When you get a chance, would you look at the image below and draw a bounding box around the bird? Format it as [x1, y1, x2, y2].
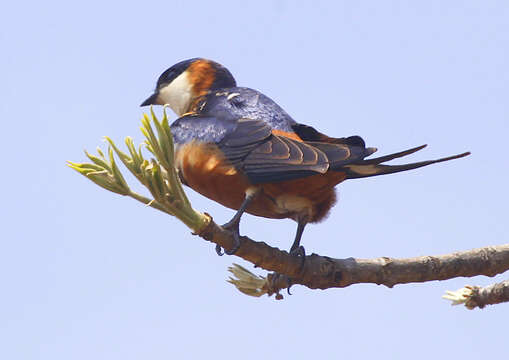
[141, 58, 470, 262]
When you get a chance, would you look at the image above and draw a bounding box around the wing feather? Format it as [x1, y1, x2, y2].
[172, 115, 375, 185]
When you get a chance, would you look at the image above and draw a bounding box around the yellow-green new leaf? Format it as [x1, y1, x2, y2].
[85, 150, 111, 171]
[67, 161, 105, 173]
[108, 147, 129, 191]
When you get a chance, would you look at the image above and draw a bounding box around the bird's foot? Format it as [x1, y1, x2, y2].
[289, 245, 306, 271]
[215, 219, 241, 256]
[268, 272, 292, 299]
[266, 246, 306, 298]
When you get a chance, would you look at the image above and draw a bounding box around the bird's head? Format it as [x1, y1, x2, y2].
[141, 58, 236, 115]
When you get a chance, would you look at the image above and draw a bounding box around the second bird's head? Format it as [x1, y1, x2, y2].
[141, 58, 236, 115]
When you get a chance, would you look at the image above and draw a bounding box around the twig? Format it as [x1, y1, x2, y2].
[443, 280, 509, 309]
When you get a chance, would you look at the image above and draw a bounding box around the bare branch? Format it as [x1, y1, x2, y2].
[199, 217, 509, 297]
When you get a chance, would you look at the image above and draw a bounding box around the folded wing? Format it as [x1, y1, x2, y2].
[172, 116, 469, 185]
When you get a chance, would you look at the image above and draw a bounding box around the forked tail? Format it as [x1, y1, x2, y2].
[339, 144, 470, 179]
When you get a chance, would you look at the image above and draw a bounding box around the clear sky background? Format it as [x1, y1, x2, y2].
[2, 1, 508, 359]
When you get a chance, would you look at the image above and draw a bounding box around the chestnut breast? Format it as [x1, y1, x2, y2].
[175, 141, 346, 222]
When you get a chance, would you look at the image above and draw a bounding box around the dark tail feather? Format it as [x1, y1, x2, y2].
[343, 147, 470, 179]
[361, 144, 427, 165]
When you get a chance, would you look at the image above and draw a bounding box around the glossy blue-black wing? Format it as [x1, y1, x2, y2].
[171, 115, 330, 184]
[171, 114, 239, 144]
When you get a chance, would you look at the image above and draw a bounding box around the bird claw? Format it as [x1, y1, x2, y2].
[287, 279, 294, 295]
[289, 245, 306, 271]
[215, 220, 241, 256]
[265, 245, 304, 298]
[269, 272, 294, 298]
[215, 244, 224, 256]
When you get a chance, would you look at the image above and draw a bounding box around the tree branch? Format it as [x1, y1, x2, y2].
[199, 217, 509, 298]
[69, 109, 509, 305]
[443, 280, 509, 309]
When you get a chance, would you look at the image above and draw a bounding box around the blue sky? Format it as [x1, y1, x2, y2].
[2, 1, 508, 359]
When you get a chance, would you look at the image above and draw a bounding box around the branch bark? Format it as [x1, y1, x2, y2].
[462, 280, 509, 309]
[198, 217, 509, 297]
[442, 280, 509, 309]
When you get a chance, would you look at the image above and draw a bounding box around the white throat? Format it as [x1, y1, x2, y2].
[158, 71, 193, 116]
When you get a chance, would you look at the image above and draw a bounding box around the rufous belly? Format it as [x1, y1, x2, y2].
[175, 141, 346, 223]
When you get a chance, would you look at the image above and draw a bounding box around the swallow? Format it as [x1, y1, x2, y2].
[141, 58, 470, 262]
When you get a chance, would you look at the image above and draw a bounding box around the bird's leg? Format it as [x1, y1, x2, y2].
[289, 220, 307, 269]
[271, 220, 307, 296]
[216, 188, 259, 256]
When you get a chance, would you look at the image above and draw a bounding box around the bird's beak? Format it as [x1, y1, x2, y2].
[140, 92, 160, 107]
